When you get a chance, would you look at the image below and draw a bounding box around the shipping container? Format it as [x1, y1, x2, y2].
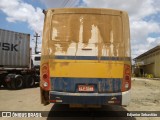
[0, 28, 30, 68]
[0, 28, 39, 90]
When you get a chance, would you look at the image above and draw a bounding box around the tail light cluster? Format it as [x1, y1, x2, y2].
[41, 63, 50, 91]
[122, 64, 131, 92]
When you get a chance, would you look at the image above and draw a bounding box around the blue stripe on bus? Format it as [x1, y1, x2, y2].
[54, 55, 130, 61]
[50, 77, 122, 93]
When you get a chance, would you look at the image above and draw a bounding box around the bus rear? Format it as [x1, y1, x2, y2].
[40, 8, 131, 106]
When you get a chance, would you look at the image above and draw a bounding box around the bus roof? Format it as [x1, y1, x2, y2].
[44, 8, 128, 16]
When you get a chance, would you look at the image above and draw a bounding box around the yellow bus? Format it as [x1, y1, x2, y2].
[40, 8, 131, 106]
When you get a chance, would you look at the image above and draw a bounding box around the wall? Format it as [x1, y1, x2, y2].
[135, 50, 160, 77]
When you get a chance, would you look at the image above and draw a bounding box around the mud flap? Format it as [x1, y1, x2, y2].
[40, 88, 50, 105]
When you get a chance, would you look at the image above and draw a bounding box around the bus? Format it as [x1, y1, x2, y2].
[40, 8, 131, 106]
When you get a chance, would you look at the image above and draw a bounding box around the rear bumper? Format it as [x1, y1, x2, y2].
[49, 90, 131, 106]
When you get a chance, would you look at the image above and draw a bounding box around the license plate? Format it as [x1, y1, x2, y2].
[78, 85, 94, 92]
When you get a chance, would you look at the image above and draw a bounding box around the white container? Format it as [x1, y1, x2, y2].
[0, 29, 30, 68]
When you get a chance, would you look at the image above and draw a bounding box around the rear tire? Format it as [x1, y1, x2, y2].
[5, 74, 15, 89]
[0, 75, 7, 88]
[11, 75, 24, 89]
[15, 75, 24, 89]
[24, 75, 35, 88]
[0, 81, 2, 88]
[2, 81, 7, 88]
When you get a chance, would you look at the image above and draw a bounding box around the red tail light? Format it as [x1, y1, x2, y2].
[122, 64, 131, 92]
[41, 63, 50, 91]
[43, 74, 48, 79]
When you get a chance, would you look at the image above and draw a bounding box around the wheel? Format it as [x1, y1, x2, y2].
[15, 75, 24, 89]
[4, 74, 24, 90]
[5, 74, 15, 89]
[0, 74, 7, 88]
[35, 74, 40, 82]
[11, 75, 24, 89]
[0, 81, 2, 88]
[24, 75, 35, 88]
[2, 81, 7, 88]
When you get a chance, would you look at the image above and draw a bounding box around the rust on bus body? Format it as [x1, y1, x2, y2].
[41, 8, 130, 59]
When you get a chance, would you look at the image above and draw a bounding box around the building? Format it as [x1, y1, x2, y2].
[134, 45, 160, 77]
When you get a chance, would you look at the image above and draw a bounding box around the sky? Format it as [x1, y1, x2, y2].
[0, 0, 160, 60]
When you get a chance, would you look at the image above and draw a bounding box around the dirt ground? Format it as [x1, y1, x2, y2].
[128, 78, 160, 111]
[0, 78, 159, 120]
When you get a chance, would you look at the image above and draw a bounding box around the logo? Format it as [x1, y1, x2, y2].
[1, 112, 42, 118]
[0, 42, 18, 52]
[2, 112, 11, 117]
